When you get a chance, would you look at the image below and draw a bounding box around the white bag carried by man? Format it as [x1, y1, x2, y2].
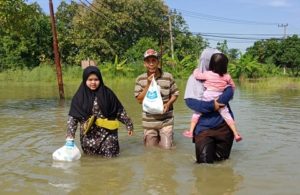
[52, 138, 81, 162]
[142, 77, 164, 114]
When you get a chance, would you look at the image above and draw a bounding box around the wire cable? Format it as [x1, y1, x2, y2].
[173, 8, 279, 26]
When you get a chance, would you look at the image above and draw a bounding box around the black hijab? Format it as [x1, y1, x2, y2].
[69, 66, 123, 120]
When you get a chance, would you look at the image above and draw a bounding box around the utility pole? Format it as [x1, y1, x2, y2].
[49, 0, 65, 99]
[278, 23, 288, 74]
[159, 26, 164, 70]
[278, 23, 288, 39]
[168, 15, 174, 59]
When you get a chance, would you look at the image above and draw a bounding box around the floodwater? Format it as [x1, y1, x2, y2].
[0, 79, 299, 195]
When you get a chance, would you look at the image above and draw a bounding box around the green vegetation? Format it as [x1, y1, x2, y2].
[0, 0, 299, 80]
[238, 77, 300, 91]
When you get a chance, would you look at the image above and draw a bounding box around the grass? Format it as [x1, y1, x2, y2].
[238, 77, 300, 90]
[1, 65, 299, 91]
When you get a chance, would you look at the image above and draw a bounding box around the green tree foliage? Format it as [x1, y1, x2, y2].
[56, 1, 80, 66]
[163, 54, 196, 79]
[0, 0, 52, 70]
[246, 35, 300, 77]
[274, 35, 300, 77]
[246, 38, 281, 64]
[228, 48, 241, 60]
[216, 40, 241, 60]
[100, 55, 134, 77]
[216, 40, 229, 54]
[123, 37, 159, 64]
[54, 1, 207, 71]
[170, 10, 208, 63]
[65, 0, 169, 63]
[229, 54, 281, 79]
[0, 0, 290, 80]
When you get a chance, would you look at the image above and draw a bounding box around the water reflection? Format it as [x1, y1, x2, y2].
[73, 157, 134, 194]
[0, 81, 299, 194]
[191, 163, 243, 195]
[49, 161, 81, 193]
[139, 149, 177, 194]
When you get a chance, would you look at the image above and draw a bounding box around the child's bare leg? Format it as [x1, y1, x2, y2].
[219, 106, 242, 142]
[183, 113, 200, 138]
[189, 121, 197, 133]
[183, 121, 196, 138]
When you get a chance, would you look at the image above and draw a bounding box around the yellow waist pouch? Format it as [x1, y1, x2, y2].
[95, 118, 119, 130]
[83, 115, 96, 135]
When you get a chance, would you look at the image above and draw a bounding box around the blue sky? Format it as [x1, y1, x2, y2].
[29, 0, 300, 52]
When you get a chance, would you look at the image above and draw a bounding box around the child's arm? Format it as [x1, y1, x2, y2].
[193, 69, 207, 80]
[185, 86, 234, 114]
[227, 75, 235, 90]
[218, 86, 234, 104]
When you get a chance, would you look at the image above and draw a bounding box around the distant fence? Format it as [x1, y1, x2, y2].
[81, 59, 97, 69]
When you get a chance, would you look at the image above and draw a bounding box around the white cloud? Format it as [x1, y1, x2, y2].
[235, 0, 291, 7]
[268, 0, 290, 7]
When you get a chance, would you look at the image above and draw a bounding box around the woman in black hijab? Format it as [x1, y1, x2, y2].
[66, 66, 134, 157]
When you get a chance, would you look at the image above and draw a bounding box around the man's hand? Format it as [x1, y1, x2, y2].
[163, 102, 170, 113]
[147, 74, 155, 85]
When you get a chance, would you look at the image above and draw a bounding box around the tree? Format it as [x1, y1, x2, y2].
[123, 37, 159, 63]
[245, 35, 300, 77]
[245, 38, 281, 64]
[228, 48, 240, 60]
[275, 35, 300, 77]
[68, 0, 169, 63]
[56, 1, 80, 66]
[169, 10, 208, 63]
[0, 0, 52, 70]
[216, 40, 228, 54]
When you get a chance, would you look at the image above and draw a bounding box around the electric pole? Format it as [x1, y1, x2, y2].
[168, 15, 174, 59]
[278, 23, 288, 74]
[159, 26, 164, 70]
[49, 0, 65, 99]
[278, 23, 288, 39]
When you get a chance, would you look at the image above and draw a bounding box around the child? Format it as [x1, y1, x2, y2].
[183, 53, 242, 142]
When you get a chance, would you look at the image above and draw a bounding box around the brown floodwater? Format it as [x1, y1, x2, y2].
[0, 79, 299, 194]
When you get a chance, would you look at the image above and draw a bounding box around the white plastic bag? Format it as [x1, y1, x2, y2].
[52, 138, 81, 162]
[142, 77, 164, 114]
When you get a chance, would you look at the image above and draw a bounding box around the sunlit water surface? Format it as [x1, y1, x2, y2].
[0, 80, 299, 194]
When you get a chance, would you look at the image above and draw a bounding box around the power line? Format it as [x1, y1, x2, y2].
[204, 38, 256, 44]
[81, 0, 114, 24]
[173, 8, 279, 26]
[193, 32, 292, 36]
[190, 31, 283, 40]
[65, 33, 282, 42]
[199, 34, 282, 40]
[78, 0, 114, 25]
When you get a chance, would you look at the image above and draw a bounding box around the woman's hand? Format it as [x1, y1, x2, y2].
[214, 99, 225, 111]
[128, 130, 133, 136]
[66, 135, 74, 140]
